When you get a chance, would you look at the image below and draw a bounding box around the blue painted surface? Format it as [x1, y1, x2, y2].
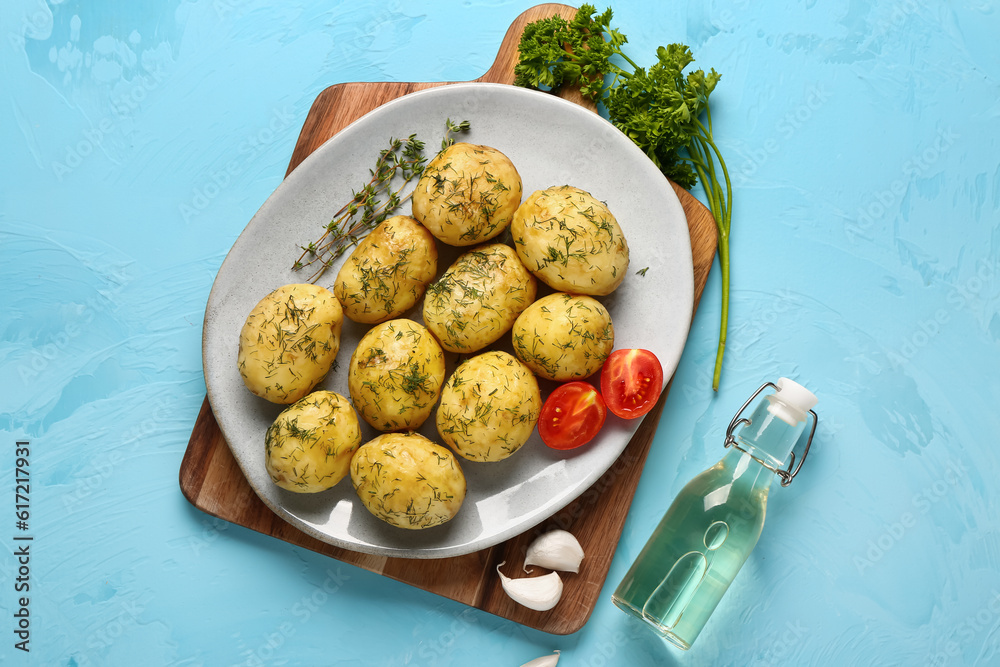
[1, 0, 998, 664]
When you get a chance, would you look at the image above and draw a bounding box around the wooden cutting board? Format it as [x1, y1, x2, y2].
[180, 3, 718, 635]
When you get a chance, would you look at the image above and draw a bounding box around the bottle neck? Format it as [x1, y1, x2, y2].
[735, 398, 809, 471]
[700, 447, 777, 515]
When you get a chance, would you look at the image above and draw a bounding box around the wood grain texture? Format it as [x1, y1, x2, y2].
[179, 3, 718, 635]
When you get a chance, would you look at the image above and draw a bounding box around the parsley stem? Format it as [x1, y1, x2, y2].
[695, 119, 733, 233]
[616, 53, 643, 74]
[691, 119, 733, 391]
[714, 229, 731, 389]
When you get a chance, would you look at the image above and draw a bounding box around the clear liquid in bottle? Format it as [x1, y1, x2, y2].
[612, 379, 817, 650]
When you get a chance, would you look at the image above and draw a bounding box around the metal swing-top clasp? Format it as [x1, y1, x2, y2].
[723, 382, 819, 487]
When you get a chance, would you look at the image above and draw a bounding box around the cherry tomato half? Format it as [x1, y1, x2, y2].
[600, 349, 664, 419]
[538, 381, 607, 450]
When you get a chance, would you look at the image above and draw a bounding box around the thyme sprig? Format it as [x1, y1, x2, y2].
[293, 119, 470, 283]
[442, 118, 471, 150]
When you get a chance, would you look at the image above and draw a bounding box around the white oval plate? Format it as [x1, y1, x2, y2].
[202, 83, 694, 558]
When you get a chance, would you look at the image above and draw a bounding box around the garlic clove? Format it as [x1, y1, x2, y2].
[497, 561, 563, 611]
[519, 650, 560, 667]
[524, 529, 585, 574]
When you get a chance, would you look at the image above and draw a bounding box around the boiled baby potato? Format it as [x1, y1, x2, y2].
[511, 292, 615, 381]
[423, 243, 537, 353]
[436, 351, 541, 462]
[334, 215, 438, 324]
[347, 319, 446, 431]
[264, 390, 362, 493]
[411, 143, 522, 246]
[238, 283, 343, 404]
[511, 185, 630, 296]
[350, 432, 466, 530]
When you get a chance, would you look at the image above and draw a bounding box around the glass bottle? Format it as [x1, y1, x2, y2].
[611, 378, 819, 650]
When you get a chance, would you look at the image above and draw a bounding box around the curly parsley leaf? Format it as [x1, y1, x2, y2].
[513, 4, 626, 100]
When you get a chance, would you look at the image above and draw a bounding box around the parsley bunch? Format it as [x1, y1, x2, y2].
[515, 5, 733, 391]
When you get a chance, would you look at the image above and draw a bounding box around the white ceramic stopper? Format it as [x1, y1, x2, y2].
[767, 377, 818, 426]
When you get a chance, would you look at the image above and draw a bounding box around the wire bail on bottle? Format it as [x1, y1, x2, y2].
[723, 382, 819, 487]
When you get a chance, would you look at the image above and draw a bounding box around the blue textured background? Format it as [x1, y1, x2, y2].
[2, 0, 999, 665]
